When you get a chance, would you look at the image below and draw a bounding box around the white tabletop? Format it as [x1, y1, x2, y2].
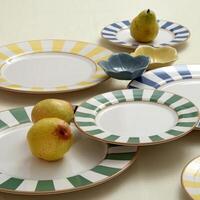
[0, 0, 199, 199]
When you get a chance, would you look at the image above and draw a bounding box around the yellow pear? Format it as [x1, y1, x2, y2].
[27, 118, 73, 161]
[31, 99, 74, 123]
[130, 9, 159, 42]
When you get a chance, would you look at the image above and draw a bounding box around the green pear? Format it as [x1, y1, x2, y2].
[27, 118, 73, 161]
[31, 99, 74, 123]
[130, 9, 159, 42]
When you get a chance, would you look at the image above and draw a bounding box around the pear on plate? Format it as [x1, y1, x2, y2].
[27, 118, 73, 161]
[130, 9, 159, 43]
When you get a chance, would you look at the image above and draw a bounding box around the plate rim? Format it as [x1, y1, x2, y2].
[0, 105, 138, 195]
[181, 155, 200, 200]
[74, 89, 199, 146]
[101, 19, 190, 49]
[0, 39, 112, 94]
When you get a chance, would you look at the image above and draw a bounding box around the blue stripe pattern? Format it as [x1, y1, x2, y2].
[103, 27, 118, 33]
[176, 65, 192, 79]
[161, 21, 173, 29]
[110, 23, 122, 29]
[169, 25, 183, 32]
[101, 20, 189, 47]
[128, 65, 194, 90]
[154, 70, 174, 83]
[134, 76, 160, 88]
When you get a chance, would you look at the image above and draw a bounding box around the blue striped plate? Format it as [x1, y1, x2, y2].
[128, 65, 200, 129]
[101, 20, 190, 49]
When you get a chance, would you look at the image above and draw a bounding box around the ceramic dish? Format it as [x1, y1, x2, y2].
[0, 39, 112, 94]
[128, 65, 200, 129]
[98, 53, 149, 80]
[182, 156, 200, 200]
[101, 20, 190, 49]
[74, 89, 198, 146]
[0, 106, 138, 195]
[131, 45, 177, 67]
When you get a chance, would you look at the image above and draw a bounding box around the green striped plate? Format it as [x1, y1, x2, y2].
[75, 89, 199, 146]
[0, 106, 138, 195]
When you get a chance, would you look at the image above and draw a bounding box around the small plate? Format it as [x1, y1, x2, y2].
[75, 89, 198, 146]
[0, 40, 112, 94]
[182, 156, 200, 200]
[0, 106, 138, 195]
[128, 65, 200, 129]
[131, 45, 177, 67]
[101, 20, 190, 49]
[98, 53, 149, 80]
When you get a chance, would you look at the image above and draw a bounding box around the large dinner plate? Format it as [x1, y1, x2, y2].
[101, 20, 190, 49]
[75, 89, 198, 146]
[182, 156, 200, 200]
[0, 106, 138, 195]
[128, 65, 200, 129]
[0, 40, 112, 93]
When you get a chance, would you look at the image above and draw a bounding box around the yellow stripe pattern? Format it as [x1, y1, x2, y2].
[52, 40, 65, 51]
[85, 47, 105, 58]
[70, 41, 87, 54]
[0, 53, 9, 60]
[7, 44, 24, 54]
[28, 40, 43, 52]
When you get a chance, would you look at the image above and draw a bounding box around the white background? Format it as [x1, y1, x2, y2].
[0, 0, 199, 199]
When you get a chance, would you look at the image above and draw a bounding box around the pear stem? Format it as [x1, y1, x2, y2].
[147, 9, 150, 13]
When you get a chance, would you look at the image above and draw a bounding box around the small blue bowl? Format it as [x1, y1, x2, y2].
[98, 53, 150, 80]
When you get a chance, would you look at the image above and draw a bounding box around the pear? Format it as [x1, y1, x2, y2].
[130, 9, 159, 42]
[31, 99, 74, 123]
[27, 118, 73, 161]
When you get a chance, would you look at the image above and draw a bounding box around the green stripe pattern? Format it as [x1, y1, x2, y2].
[75, 89, 199, 145]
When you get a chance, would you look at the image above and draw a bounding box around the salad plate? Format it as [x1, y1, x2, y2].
[75, 89, 198, 146]
[182, 156, 200, 200]
[101, 20, 190, 49]
[0, 106, 138, 195]
[128, 65, 200, 129]
[0, 39, 112, 94]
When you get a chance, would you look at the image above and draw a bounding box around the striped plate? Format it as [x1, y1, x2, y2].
[75, 89, 198, 146]
[128, 65, 200, 129]
[101, 20, 190, 49]
[0, 39, 112, 94]
[182, 156, 200, 200]
[0, 106, 138, 195]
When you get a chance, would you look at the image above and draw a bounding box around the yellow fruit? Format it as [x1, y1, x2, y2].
[130, 9, 159, 42]
[31, 99, 74, 123]
[27, 118, 73, 161]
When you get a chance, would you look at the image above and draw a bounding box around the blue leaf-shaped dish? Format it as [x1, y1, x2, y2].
[98, 53, 150, 80]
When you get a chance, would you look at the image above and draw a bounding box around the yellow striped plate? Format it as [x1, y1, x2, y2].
[0, 40, 112, 94]
[182, 156, 200, 199]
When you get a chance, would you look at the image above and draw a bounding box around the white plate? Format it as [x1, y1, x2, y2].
[0, 106, 138, 195]
[75, 89, 198, 146]
[101, 20, 190, 49]
[0, 40, 112, 93]
[129, 65, 200, 129]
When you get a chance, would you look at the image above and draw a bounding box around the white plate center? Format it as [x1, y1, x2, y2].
[1, 52, 96, 88]
[159, 79, 200, 109]
[0, 124, 107, 179]
[116, 28, 174, 46]
[96, 102, 178, 137]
